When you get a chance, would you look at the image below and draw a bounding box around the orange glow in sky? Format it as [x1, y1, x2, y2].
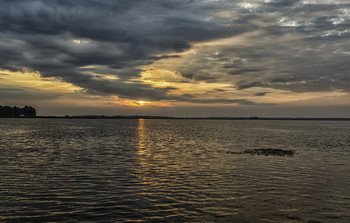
[1, 0, 350, 117]
[118, 100, 154, 107]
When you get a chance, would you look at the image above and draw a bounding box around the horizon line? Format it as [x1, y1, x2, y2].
[29, 115, 350, 120]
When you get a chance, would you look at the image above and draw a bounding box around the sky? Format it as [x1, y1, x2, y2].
[1, 0, 350, 117]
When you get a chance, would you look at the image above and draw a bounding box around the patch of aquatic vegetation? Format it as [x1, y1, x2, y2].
[241, 148, 296, 156]
[202, 148, 297, 157]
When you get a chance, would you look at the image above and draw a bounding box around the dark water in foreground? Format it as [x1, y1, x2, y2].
[0, 119, 349, 222]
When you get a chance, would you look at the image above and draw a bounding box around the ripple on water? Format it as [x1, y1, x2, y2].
[0, 119, 349, 222]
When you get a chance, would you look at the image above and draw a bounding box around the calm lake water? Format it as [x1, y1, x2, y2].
[0, 118, 349, 222]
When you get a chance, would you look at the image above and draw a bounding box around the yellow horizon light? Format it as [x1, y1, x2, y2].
[0, 68, 83, 93]
[115, 99, 155, 107]
[137, 100, 148, 105]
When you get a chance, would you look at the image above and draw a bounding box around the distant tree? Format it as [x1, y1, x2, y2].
[13, 106, 22, 117]
[22, 106, 36, 117]
[0, 106, 13, 118]
[0, 105, 36, 118]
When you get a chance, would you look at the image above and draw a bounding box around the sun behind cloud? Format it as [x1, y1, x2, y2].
[136, 101, 149, 106]
[116, 99, 155, 107]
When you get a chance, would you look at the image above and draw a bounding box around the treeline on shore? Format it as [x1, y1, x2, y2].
[0, 105, 36, 118]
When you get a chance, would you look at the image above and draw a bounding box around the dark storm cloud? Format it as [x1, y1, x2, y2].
[236, 81, 262, 90]
[0, 0, 237, 101]
[255, 92, 268, 96]
[228, 68, 266, 76]
[198, 0, 350, 93]
[179, 98, 275, 106]
[0, 0, 350, 103]
[180, 72, 219, 82]
[265, 0, 300, 7]
[82, 79, 178, 101]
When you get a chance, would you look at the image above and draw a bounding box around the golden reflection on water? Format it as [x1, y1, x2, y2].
[137, 118, 147, 151]
[135, 119, 179, 204]
[133, 119, 245, 220]
[136, 118, 159, 192]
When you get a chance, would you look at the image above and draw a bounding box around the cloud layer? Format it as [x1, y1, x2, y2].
[0, 0, 349, 107]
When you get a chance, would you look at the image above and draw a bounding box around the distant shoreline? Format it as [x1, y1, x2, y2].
[7, 115, 350, 121]
[2, 105, 349, 120]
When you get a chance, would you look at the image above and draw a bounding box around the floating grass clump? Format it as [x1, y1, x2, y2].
[242, 148, 296, 156]
[201, 148, 297, 156]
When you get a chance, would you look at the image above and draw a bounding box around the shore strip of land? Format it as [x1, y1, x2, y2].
[31, 115, 350, 121]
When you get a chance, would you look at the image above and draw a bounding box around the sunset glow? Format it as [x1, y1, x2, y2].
[1, 2, 349, 222]
[0, 69, 83, 94]
[0, 0, 349, 117]
[115, 99, 162, 107]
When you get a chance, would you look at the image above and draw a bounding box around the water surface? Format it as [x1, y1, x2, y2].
[1, 119, 349, 222]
